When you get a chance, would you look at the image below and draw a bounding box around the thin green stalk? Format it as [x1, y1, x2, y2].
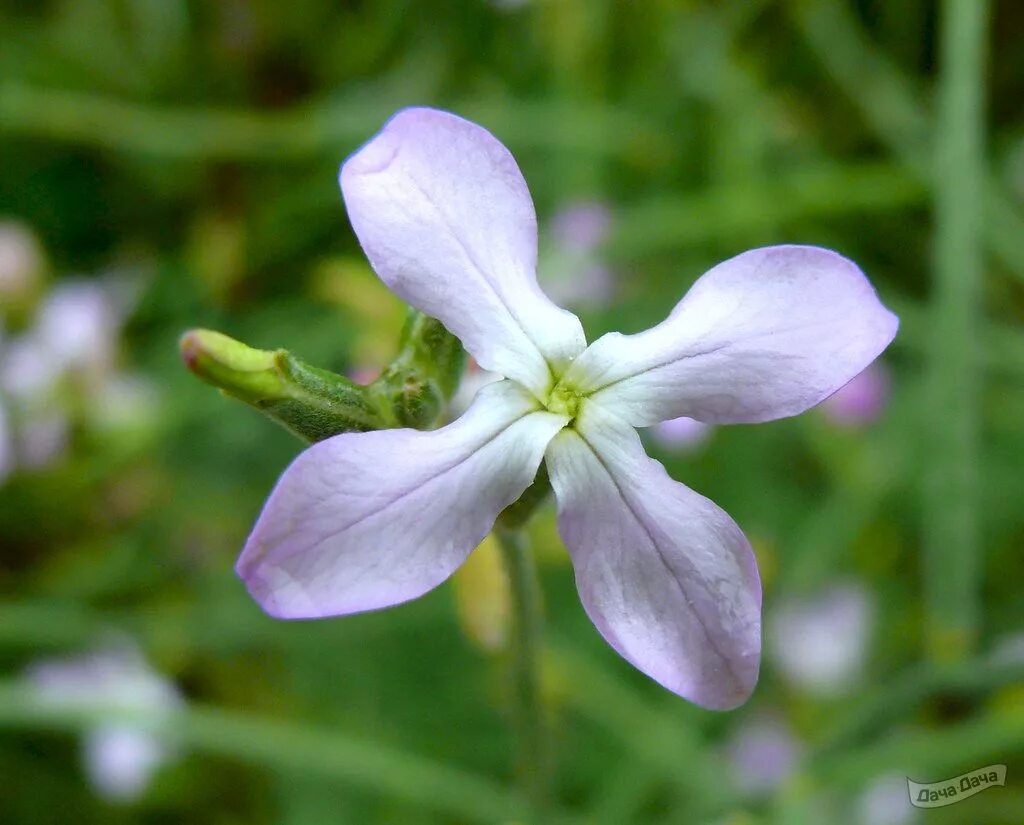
[495, 527, 551, 822]
[924, 0, 990, 661]
[0, 81, 659, 161]
[790, 0, 1024, 285]
[0, 683, 526, 823]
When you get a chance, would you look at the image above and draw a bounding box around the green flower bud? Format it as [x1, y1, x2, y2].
[370, 365, 443, 430]
[396, 310, 466, 402]
[180, 329, 386, 443]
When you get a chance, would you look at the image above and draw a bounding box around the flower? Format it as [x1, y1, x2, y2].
[726, 715, 803, 793]
[237, 108, 898, 709]
[768, 581, 873, 696]
[0, 274, 141, 474]
[651, 415, 713, 452]
[857, 774, 918, 825]
[820, 362, 891, 427]
[26, 643, 182, 801]
[539, 201, 616, 311]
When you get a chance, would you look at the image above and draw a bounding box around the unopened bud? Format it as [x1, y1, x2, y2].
[179, 329, 387, 442]
[452, 534, 510, 653]
[180, 329, 283, 403]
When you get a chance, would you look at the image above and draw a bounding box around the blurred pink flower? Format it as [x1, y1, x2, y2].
[651, 415, 713, 451]
[726, 715, 803, 793]
[539, 201, 616, 311]
[237, 108, 898, 709]
[550, 202, 613, 252]
[821, 363, 891, 427]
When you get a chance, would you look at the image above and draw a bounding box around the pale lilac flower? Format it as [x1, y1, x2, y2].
[237, 108, 898, 709]
[820, 362, 891, 427]
[726, 715, 803, 793]
[651, 415, 713, 452]
[347, 365, 381, 386]
[769, 582, 872, 697]
[551, 202, 613, 252]
[540, 201, 616, 311]
[34, 279, 124, 378]
[857, 774, 919, 825]
[27, 644, 182, 802]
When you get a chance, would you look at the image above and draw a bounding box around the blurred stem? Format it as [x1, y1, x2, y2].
[497, 465, 553, 530]
[790, 1, 1024, 285]
[924, 0, 989, 660]
[0, 81, 656, 161]
[0, 683, 527, 823]
[495, 527, 551, 822]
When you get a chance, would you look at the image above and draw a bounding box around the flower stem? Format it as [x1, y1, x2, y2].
[924, 0, 990, 661]
[495, 527, 550, 822]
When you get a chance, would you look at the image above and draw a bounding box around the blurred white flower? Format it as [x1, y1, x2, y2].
[34, 279, 127, 378]
[0, 221, 44, 303]
[27, 643, 183, 802]
[990, 631, 1024, 665]
[769, 582, 873, 696]
[857, 774, 918, 825]
[0, 272, 145, 473]
[651, 415, 713, 452]
[726, 715, 803, 793]
[0, 335, 65, 403]
[539, 201, 616, 311]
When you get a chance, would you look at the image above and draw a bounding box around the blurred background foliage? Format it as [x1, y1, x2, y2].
[1, 0, 1023, 823]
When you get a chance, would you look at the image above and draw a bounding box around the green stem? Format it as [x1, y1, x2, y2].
[924, 0, 990, 661]
[0, 683, 526, 823]
[495, 527, 550, 822]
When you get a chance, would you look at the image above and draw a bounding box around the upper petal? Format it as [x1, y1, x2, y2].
[545, 403, 761, 709]
[340, 107, 586, 398]
[562, 246, 898, 425]
[238, 380, 568, 619]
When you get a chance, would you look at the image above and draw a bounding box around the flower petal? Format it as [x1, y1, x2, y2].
[340, 107, 586, 397]
[238, 380, 568, 619]
[563, 246, 898, 425]
[545, 403, 761, 709]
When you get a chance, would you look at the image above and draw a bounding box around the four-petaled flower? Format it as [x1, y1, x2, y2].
[238, 108, 898, 710]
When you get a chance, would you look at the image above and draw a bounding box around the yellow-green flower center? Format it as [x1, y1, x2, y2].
[546, 381, 584, 420]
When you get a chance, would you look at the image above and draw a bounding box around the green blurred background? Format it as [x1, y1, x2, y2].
[1, 0, 1023, 823]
